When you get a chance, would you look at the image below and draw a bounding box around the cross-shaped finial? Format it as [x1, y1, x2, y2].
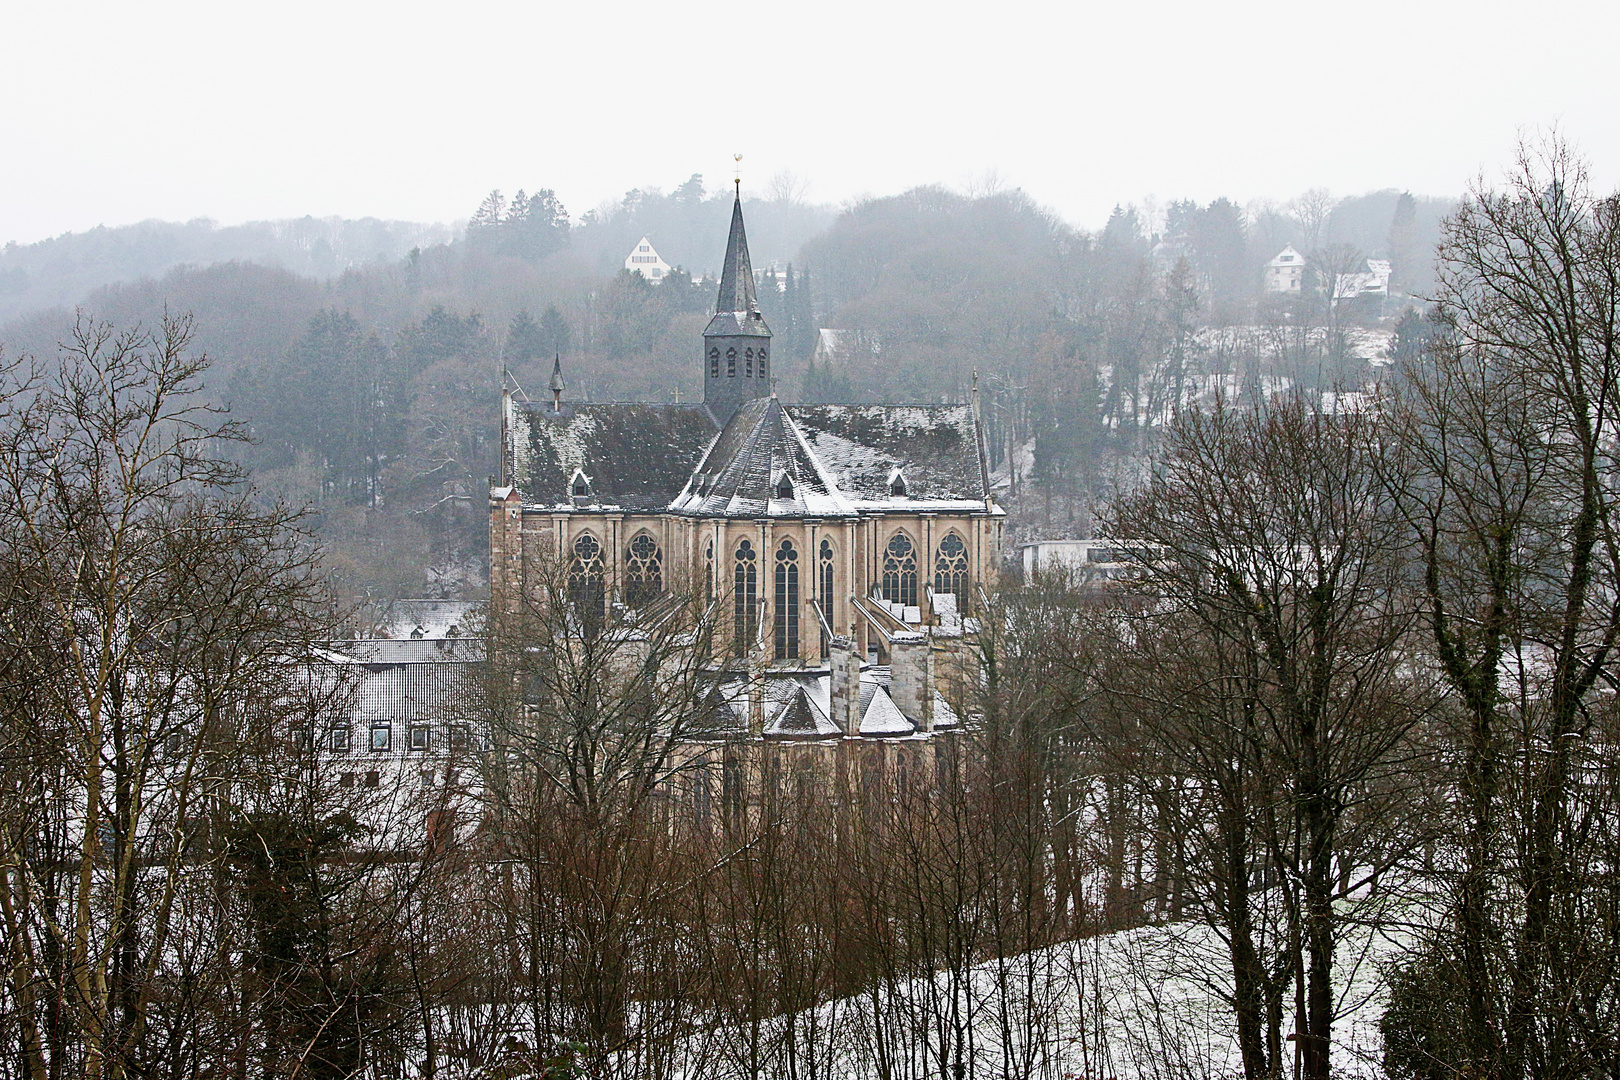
[734, 153, 743, 191]
[770, 374, 779, 399]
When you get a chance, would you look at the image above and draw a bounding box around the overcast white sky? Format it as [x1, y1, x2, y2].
[3, 0, 1616, 245]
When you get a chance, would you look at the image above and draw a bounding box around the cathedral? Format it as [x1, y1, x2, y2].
[490, 187, 1003, 746]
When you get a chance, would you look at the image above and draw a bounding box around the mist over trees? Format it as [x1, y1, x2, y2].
[0, 168, 1450, 610]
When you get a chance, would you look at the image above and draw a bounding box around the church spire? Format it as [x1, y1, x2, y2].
[714, 185, 760, 317]
[703, 180, 772, 422]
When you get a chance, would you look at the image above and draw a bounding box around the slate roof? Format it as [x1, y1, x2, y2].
[705, 192, 770, 339]
[510, 401, 720, 511]
[324, 639, 483, 728]
[507, 395, 996, 518]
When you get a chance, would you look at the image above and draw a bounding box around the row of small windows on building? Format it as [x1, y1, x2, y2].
[316, 723, 475, 754]
[708, 345, 769, 380]
[630, 254, 659, 263]
[567, 528, 970, 659]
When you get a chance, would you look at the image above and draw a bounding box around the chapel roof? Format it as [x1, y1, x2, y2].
[509, 401, 720, 512]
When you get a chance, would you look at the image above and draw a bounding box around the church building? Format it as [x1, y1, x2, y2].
[490, 188, 1003, 744]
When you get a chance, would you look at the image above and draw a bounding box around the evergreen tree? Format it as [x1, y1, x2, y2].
[506, 308, 546, 362]
[538, 303, 572, 356]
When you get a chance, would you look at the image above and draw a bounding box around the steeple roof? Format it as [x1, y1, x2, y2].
[715, 189, 759, 316]
[549, 353, 565, 393]
[705, 190, 771, 340]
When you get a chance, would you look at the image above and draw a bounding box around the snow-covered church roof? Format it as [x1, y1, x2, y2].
[506, 394, 996, 517]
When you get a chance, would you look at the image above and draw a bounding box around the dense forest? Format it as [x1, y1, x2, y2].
[0, 173, 1450, 625]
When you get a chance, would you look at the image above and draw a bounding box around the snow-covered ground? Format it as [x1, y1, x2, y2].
[656, 894, 1411, 1080]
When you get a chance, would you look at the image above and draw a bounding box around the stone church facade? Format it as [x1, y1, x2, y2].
[490, 190, 1003, 748]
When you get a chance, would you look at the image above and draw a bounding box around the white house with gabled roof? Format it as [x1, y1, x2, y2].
[1265, 245, 1307, 293]
[624, 236, 671, 282]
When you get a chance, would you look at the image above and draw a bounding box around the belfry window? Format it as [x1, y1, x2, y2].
[934, 532, 969, 603]
[569, 532, 606, 624]
[774, 539, 800, 661]
[709, 346, 720, 378]
[882, 532, 918, 608]
[727, 347, 737, 377]
[734, 539, 758, 653]
[758, 345, 769, 380]
[745, 348, 754, 378]
[625, 533, 663, 607]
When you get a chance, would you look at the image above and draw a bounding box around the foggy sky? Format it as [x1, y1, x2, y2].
[4, 0, 1616, 245]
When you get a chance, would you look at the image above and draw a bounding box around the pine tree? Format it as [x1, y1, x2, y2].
[538, 304, 572, 356]
[470, 190, 505, 231]
[506, 309, 546, 362]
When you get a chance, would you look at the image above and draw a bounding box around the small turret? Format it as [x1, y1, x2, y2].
[549, 353, 566, 412]
[703, 183, 772, 422]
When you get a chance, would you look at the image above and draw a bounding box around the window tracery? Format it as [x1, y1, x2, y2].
[733, 539, 758, 652]
[625, 532, 663, 607]
[934, 532, 969, 602]
[569, 532, 605, 622]
[882, 532, 918, 608]
[819, 538, 835, 657]
[774, 539, 799, 660]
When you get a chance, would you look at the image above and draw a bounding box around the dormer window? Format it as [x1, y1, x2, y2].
[775, 472, 794, 499]
[888, 468, 908, 497]
[570, 470, 592, 499]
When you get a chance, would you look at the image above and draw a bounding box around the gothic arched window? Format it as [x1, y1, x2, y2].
[819, 538, 835, 658]
[882, 532, 918, 608]
[709, 346, 720, 378]
[774, 539, 799, 660]
[758, 345, 769, 380]
[705, 539, 715, 601]
[934, 532, 969, 603]
[733, 539, 758, 653]
[625, 532, 663, 607]
[745, 347, 754, 379]
[726, 347, 737, 377]
[569, 532, 605, 624]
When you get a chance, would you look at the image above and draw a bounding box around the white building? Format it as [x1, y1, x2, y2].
[1332, 258, 1392, 302]
[1265, 245, 1306, 293]
[624, 236, 671, 282]
[1018, 540, 1150, 584]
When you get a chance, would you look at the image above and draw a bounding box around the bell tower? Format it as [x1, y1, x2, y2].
[703, 182, 772, 422]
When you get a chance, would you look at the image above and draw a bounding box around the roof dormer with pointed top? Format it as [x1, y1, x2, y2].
[703, 187, 772, 423]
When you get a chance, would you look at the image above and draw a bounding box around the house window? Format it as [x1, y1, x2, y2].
[330, 726, 351, 754]
[709, 346, 720, 378]
[340, 772, 355, 789]
[734, 539, 758, 653]
[934, 532, 969, 604]
[726, 347, 737, 377]
[774, 539, 799, 660]
[569, 532, 606, 623]
[882, 533, 918, 608]
[449, 726, 471, 751]
[410, 726, 430, 752]
[364, 770, 380, 788]
[745, 347, 754, 378]
[625, 532, 663, 606]
[370, 726, 391, 752]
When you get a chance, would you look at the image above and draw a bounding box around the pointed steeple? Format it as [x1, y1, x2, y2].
[549, 353, 565, 412]
[715, 186, 760, 317]
[703, 182, 772, 422]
